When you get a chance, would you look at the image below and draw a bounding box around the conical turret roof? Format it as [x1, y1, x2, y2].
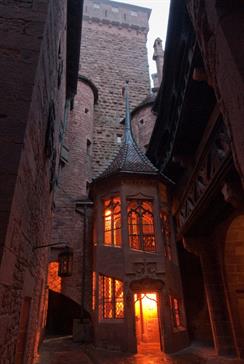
[94, 82, 170, 183]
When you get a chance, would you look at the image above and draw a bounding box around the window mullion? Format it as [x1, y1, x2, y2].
[102, 276, 105, 319]
[111, 209, 114, 246]
[113, 279, 115, 318]
[139, 207, 143, 250]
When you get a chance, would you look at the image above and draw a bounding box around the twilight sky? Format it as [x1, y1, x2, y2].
[112, 0, 171, 79]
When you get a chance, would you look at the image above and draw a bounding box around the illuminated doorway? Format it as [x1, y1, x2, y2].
[134, 293, 161, 352]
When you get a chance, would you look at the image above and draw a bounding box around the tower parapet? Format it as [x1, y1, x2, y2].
[83, 0, 151, 33]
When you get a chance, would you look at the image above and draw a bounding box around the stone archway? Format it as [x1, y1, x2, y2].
[225, 215, 244, 358]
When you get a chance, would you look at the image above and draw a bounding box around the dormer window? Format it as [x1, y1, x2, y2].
[127, 200, 155, 252]
[104, 197, 121, 247]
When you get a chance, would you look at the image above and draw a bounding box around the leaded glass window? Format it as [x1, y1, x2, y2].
[92, 272, 96, 310]
[169, 295, 185, 330]
[98, 275, 124, 320]
[104, 197, 121, 247]
[127, 200, 155, 252]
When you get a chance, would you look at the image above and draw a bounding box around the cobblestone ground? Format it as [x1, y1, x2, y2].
[35, 337, 174, 364]
[34, 336, 93, 364]
[36, 336, 243, 364]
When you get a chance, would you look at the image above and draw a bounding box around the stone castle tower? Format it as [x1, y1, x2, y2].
[48, 0, 158, 329]
[80, 0, 152, 178]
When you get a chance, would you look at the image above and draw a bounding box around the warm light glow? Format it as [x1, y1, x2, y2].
[104, 197, 121, 246]
[134, 292, 160, 348]
[105, 209, 111, 217]
[47, 262, 61, 293]
[127, 200, 155, 251]
[92, 272, 96, 310]
[99, 275, 124, 320]
[135, 293, 158, 318]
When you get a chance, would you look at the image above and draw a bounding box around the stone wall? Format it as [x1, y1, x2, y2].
[51, 79, 96, 305]
[50, 0, 154, 313]
[80, 0, 151, 177]
[0, 0, 68, 362]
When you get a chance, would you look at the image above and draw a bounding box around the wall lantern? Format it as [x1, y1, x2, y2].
[34, 242, 73, 277]
[58, 246, 73, 277]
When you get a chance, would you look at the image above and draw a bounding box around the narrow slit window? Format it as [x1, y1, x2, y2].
[169, 295, 185, 330]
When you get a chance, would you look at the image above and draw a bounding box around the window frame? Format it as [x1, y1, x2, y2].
[103, 196, 121, 247]
[127, 199, 156, 252]
[169, 295, 185, 331]
[99, 275, 124, 321]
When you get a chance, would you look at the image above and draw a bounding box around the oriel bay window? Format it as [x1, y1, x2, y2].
[127, 200, 156, 252]
[104, 196, 121, 246]
[99, 275, 124, 320]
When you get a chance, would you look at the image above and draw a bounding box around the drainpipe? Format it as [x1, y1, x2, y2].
[75, 200, 93, 319]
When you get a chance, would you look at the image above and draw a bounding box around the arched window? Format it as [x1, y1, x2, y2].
[104, 197, 121, 247]
[127, 200, 155, 252]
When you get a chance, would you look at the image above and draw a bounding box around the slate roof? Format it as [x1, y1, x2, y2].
[94, 82, 171, 183]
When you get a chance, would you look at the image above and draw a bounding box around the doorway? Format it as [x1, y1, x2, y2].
[134, 292, 161, 352]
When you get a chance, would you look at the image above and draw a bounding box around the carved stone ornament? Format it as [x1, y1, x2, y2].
[130, 277, 164, 292]
[133, 262, 157, 276]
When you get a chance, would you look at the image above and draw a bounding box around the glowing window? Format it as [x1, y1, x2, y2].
[99, 275, 124, 320]
[169, 295, 184, 330]
[48, 262, 61, 293]
[104, 197, 121, 247]
[127, 200, 155, 252]
[160, 211, 172, 260]
[92, 272, 96, 310]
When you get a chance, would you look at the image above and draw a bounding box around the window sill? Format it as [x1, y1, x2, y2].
[103, 244, 122, 248]
[130, 248, 157, 254]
